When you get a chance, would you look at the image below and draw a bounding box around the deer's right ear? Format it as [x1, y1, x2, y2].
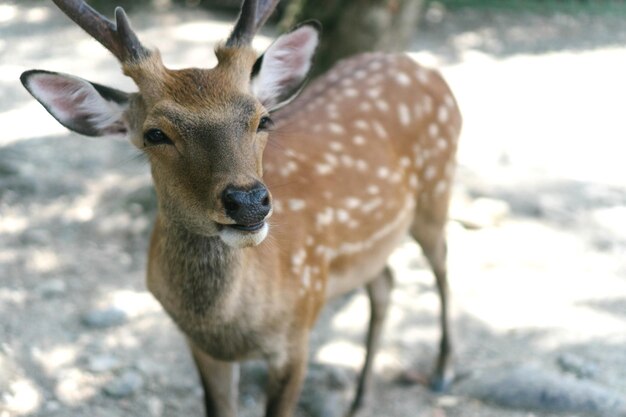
[20, 70, 130, 138]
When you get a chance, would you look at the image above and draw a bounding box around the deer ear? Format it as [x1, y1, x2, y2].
[251, 21, 320, 111]
[20, 70, 130, 137]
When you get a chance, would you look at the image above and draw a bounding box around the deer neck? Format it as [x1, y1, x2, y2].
[151, 214, 245, 317]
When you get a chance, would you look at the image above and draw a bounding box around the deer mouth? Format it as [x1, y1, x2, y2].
[217, 221, 269, 248]
[227, 222, 265, 232]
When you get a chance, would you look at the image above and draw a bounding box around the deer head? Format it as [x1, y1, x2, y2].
[20, 0, 320, 248]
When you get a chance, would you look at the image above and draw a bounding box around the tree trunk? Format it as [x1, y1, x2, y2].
[281, 0, 424, 78]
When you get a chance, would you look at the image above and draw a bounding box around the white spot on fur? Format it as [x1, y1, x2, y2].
[355, 160, 368, 172]
[375, 100, 389, 112]
[316, 207, 334, 228]
[288, 199, 306, 211]
[292, 249, 306, 269]
[341, 155, 354, 167]
[424, 165, 437, 181]
[328, 123, 345, 134]
[343, 88, 359, 98]
[400, 157, 411, 168]
[398, 103, 411, 126]
[354, 120, 369, 130]
[437, 138, 449, 151]
[368, 60, 383, 71]
[316, 164, 333, 175]
[280, 160, 298, 177]
[438, 106, 449, 123]
[444, 94, 455, 108]
[359, 102, 372, 112]
[329, 141, 343, 152]
[416, 68, 429, 84]
[361, 197, 383, 213]
[377, 167, 389, 178]
[372, 121, 388, 139]
[301, 266, 311, 289]
[336, 209, 350, 223]
[409, 174, 418, 188]
[429, 123, 439, 138]
[367, 185, 380, 195]
[345, 197, 361, 209]
[389, 171, 403, 183]
[324, 153, 339, 166]
[434, 180, 448, 195]
[366, 88, 382, 99]
[341, 78, 354, 87]
[353, 135, 366, 146]
[395, 72, 411, 86]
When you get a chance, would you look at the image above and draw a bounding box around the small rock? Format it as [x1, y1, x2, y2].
[452, 197, 510, 229]
[81, 307, 127, 329]
[43, 400, 61, 412]
[458, 364, 626, 416]
[103, 370, 144, 398]
[146, 396, 164, 417]
[436, 395, 460, 408]
[325, 366, 352, 390]
[38, 279, 67, 298]
[87, 354, 121, 373]
[299, 389, 344, 417]
[557, 353, 598, 379]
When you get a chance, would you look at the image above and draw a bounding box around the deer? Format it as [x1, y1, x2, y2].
[20, 0, 462, 416]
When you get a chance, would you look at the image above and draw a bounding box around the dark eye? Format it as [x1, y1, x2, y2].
[143, 128, 172, 146]
[257, 116, 273, 132]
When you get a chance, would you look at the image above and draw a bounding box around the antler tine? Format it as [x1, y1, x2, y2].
[254, 0, 280, 31]
[226, 0, 257, 47]
[226, 0, 280, 47]
[52, 0, 149, 62]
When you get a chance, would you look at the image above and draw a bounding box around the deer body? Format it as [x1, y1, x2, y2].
[21, 2, 461, 416]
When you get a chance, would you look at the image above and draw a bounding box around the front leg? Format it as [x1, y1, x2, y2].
[188, 339, 240, 417]
[265, 334, 309, 417]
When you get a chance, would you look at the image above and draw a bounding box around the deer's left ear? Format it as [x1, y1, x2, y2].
[251, 21, 320, 111]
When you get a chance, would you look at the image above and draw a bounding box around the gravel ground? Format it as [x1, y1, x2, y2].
[1, 2, 625, 417]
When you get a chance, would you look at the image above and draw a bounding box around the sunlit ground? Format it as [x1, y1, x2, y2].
[1, 2, 625, 417]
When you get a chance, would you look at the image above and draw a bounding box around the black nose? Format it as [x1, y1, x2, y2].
[222, 183, 271, 226]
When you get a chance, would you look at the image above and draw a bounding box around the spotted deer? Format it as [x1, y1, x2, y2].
[20, 0, 461, 416]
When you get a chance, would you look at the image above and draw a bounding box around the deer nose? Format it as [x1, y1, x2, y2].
[222, 184, 271, 226]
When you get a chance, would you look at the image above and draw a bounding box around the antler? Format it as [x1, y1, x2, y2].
[52, 0, 149, 62]
[226, 0, 280, 47]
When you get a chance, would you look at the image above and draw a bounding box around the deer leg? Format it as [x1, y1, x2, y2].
[264, 336, 309, 417]
[188, 340, 239, 417]
[348, 266, 394, 417]
[411, 219, 454, 392]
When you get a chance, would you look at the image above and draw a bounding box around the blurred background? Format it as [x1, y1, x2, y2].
[1, 1, 625, 416]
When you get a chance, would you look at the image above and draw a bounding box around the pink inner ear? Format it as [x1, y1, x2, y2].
[253, 25, 319, 108]
[29, 74, 89, 121]
[26, 72, 128, 136]
[272, 27, 317, 68]
[49, 78, 90, 117]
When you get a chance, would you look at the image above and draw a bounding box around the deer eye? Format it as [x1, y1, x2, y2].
[257, 116, 273, 132]
[143, 128, 172, 146]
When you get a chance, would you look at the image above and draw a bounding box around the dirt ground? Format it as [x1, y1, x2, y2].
[1, 2, 625, 417]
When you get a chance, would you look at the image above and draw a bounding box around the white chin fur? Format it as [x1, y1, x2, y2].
[219, 223, 269, 248]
